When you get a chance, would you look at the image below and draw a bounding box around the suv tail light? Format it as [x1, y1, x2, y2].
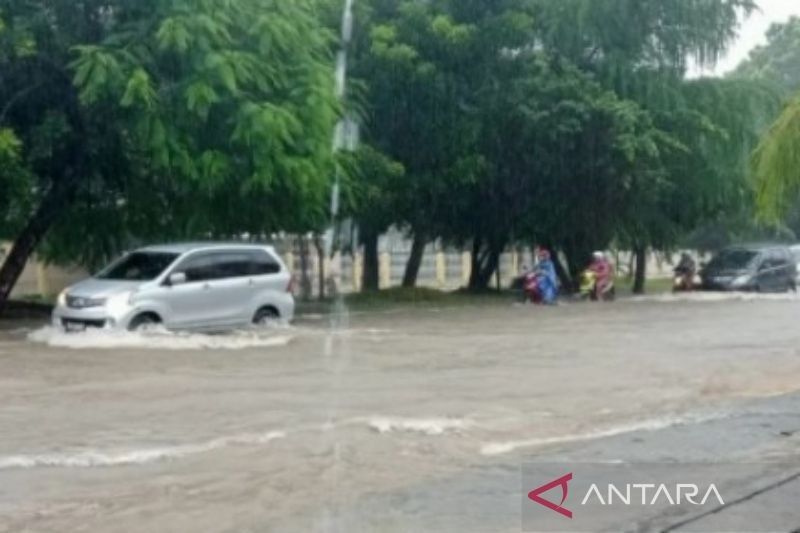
[286, 275, 295, 294]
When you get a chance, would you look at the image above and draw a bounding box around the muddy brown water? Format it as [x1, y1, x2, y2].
[1, 295, 800, 532]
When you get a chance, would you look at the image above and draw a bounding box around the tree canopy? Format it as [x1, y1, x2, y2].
[735, 16, 800, 95]
[0, 0, 789, 303]
[0, 0, 338, 308]
[735, 16, 800, 225]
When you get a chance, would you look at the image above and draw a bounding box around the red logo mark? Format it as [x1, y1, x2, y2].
[528, 473, 573, 519]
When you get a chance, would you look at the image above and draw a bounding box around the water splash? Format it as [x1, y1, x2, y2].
[368, 417, 472, 436]
[27, 326, 293, 351]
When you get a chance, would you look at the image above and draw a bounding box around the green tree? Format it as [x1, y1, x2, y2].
[352, 0, 481, 288]
[737, 16, 800, 230]
[346, 0, 769, 292]
[735, 16, 800, 95]
[531, 0, 766, 292]
[0, 0, 337, 312]
[340, 145, 404, 290]
[753, 96, 800, 221]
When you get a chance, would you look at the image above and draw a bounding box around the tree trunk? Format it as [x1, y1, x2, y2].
[482, 248, 500, 290]
[468, 238, 484, 290]
[542, 243, 572, 292]
[0, 184, 70, 316]
[633, 245, 647, 295]
[402, 234, 426, 288]
[562, 244, 589, 290]
[551, 250, 572, 293]
[298, 237, 312, 301]
[468, 238, 502, 291]
[361, 230, 380, 292]
[0, 64, 86, 316]
[313, 235, 326, 301]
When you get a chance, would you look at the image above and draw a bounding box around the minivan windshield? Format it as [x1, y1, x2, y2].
[97, 252, 179, 281]
[708, 249, 758, 271]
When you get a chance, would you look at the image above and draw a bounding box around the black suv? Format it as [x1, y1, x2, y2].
[701, 244, 797, 293]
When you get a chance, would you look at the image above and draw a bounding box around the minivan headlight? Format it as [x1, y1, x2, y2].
[57, 290, 67, 307]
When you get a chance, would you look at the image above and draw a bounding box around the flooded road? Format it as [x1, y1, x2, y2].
[2, 295, 800, 532]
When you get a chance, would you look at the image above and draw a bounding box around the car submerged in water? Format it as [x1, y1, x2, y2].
[700, 244, 797, 293]
[53, 243, 295, 332]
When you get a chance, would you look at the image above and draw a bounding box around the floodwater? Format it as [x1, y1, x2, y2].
[2, 294, 800, 532]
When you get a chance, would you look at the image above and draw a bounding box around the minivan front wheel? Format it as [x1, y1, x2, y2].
[253, 307, 280, 328]
[128, 313, 161, 332]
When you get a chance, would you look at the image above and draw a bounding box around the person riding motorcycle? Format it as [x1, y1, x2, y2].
[585, 251, 614, 300]
[531, 248, 558, 304]
[673, 252, 697, 291]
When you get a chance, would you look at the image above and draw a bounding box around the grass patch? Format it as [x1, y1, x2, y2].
[616, 277, 674, 296]
[344, 286, 514, 310]
[296, 287, 513, 315]
[296, 277, 675, 316]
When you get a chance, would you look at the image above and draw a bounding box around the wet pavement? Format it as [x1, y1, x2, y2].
[1, 294, 800, 532]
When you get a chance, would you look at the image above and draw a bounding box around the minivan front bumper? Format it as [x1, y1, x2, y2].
[52, 304, 135, 331]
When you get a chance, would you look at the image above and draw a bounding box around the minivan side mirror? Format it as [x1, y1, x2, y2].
[167, 272, 187, 286]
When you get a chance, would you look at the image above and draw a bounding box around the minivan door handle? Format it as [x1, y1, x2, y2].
[202, 283, 212, 290]
[248, 278, 255, 287]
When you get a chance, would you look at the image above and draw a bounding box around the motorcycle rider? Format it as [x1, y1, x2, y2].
[675, 252, 696, 275]
[534, 248, 559, 304]
[589, 251, 614, 298]
[673, 252, 697, 290]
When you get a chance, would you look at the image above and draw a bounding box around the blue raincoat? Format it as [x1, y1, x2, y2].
[536, 259, 559, 304]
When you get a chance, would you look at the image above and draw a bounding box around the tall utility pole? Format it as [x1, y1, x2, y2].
[325, 0, 358, 259]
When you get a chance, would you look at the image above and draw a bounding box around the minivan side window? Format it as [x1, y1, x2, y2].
[213, 253, 252, 279]
[760, 250, 785, 270]
[175, 254, 221, 282]
[249, 250, 281, 275]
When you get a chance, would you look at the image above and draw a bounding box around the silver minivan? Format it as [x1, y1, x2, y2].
[53, 243, 295, 331]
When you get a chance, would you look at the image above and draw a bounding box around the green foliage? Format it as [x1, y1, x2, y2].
[349, 0, 772, 287]
[0, 0, 782, 297]
[735, 17, 800, 226]
[0, 0, 338, 272]
[0, 128, 33, 238]
[340, 145, 405, 235]
[534, 0, 755, 73]
[753, 96, 800, 221]
[735, 16, 800, 95]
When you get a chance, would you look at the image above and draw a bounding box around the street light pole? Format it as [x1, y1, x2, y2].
[326, 0, 358, 259]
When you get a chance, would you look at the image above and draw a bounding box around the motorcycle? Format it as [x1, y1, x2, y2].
[579, 270, 615, 301]
[672, 268, 701, 292]
[523, 271, 546, 304]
